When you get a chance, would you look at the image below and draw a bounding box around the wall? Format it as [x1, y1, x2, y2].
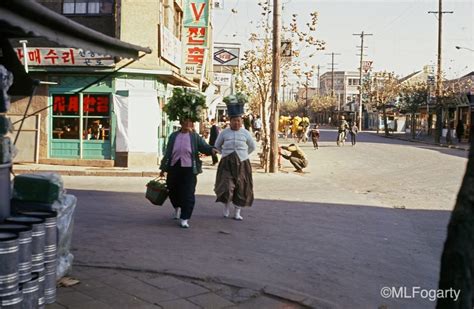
[115, 75, 163, 167]
[37, 0, 115, 37]
[9, 79, 50, 161]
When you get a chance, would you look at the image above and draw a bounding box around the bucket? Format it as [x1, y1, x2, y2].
[0, 163, 12, 221]
[43, 262, 56, 304]
[17, 211, 57, 264]
[20, 272, 39, 309]
[0, 232, 19, 298]
[0, 224, 32, 284]
[0, 289, 23, 309]
[5, 217, 45, 273]
[36, 270, 45, 309]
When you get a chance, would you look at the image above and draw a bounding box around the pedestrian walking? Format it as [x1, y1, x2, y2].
[280, 143, 308, 173]
[215, 93, 256, 220]
[159, 89, 218, 229]
[456, 120, 464, 143]
[349, 122, 358, 146]
[209, 118, 220, 165]
[309, 124, 320, 149]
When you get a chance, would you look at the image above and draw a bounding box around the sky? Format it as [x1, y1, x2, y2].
[212, 0, 474, 85]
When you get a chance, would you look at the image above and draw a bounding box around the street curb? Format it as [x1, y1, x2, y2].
[12, 168, 160, 177]
[73, 263, 338, 308]
[375, 133, 470, 151]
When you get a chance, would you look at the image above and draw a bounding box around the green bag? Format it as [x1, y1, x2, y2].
[145, 177, 169, 206]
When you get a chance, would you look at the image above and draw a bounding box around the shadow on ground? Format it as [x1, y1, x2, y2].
[68, 189, 451, 309]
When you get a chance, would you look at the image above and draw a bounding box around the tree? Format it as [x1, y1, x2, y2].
[365, 72, 400, 136]
[239, 2, 324, 171]
[399, 82, 429, 139]
[311, 94, 337, 112]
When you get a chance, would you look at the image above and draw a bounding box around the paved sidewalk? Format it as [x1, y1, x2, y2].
[371, 131, 470, 151]
[46, 265, 315, 309]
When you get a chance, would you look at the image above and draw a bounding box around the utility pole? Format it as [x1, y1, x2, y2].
[353, 31, 372, 131]
[269, 0, 281, 173]
[428, 0, 453, 143]
[316, 65, 321, 95]
[326, 52, 340, 111]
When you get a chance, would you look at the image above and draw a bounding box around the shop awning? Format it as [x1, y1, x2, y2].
[154, 70, 198, 88]
[0, 0, 151, 59]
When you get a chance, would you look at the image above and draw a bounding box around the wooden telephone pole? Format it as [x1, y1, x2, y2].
[269, 0, 281, 173]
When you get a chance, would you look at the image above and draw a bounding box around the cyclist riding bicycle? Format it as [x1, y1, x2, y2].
[337, 116, 349, 146]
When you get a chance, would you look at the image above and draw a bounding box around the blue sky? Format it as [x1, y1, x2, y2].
[212, 0, 473, 82]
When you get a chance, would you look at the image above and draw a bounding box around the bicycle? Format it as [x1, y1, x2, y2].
[337, 130, 346, 146]
[254, 129, 261, 142]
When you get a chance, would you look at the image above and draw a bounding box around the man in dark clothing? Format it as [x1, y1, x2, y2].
[209, 118, 220, 165]
[349, 122, 358, 146]
[456, 120, 464, 143]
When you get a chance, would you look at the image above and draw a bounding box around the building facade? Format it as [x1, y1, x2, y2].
[319, 71, 360, 114]
[10, 0, 213, 167]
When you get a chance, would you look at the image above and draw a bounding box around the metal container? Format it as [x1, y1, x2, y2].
[17, 211, 57, 264]
[0, 232, 19, 298]
[43, 262, 56, 304]
[5, 217, 45, 273]
[36, 270, 45, 309]
[0, 289, 23, 309]
[20, 272, 39, 309]
[0, 224, 32, 284]
[0, 163, 12, 221]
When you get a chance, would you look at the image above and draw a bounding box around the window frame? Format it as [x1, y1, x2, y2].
[62, 0, 114, 16]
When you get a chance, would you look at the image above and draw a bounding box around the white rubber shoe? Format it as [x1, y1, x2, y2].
[234, 206, 243, 221]
[180, 219, 189, 228]
[223, 203, 231, 218]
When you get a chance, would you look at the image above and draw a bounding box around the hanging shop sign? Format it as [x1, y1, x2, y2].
[213, 47, 239, 66]
[15, 47, 114, 67]
[213, 73, 232, 86]
[159, 25, 182, 68]
[183, 0, 210, 78]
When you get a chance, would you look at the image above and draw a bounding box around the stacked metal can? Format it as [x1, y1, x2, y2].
[0, 210, 58, 308]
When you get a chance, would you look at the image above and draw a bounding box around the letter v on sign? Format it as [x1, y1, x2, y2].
[191, 2, 206, 22]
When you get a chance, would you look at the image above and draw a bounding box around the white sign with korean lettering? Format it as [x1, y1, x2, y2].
[160, 25, 182, 68]
[15, 47, 114, 67]
[214, 73, 232, 86]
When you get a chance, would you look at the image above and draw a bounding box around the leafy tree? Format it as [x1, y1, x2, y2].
[365, 72, 400, 136]
[311, 94, 337, 112]
[399, 82, 429, 139]
[239, 1, 324, 171]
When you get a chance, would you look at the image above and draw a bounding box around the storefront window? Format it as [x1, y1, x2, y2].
[52, 118, 80, 139]
[83, 118, 110, 140]
[52, 94, 111, 140]
[52, 94, 80, 139]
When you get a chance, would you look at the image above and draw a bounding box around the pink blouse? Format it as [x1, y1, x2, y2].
[171, 133, 192, 167]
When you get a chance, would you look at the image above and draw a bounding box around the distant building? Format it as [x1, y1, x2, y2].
[319, 71, 360, 113]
